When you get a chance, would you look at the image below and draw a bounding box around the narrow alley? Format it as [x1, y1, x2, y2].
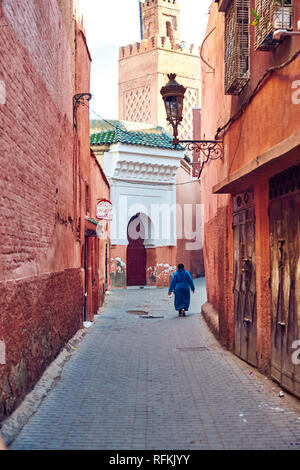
[4, 279, 300, 451]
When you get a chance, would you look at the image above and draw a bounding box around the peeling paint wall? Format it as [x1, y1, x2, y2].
[110, 244, 178, 288]
[110, 246, 127, 287]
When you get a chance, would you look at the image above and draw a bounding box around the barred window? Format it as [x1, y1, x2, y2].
[224, 0, 250, 95]
[254, 0, 293, 51]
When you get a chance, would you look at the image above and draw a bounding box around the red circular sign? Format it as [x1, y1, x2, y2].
[96, 199, 113, 221]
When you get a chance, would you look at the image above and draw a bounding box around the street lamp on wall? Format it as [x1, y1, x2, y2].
[160, 74, 223, 178]
[160, 74, 186, 146]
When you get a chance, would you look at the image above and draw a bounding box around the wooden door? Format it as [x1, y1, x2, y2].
[127, 215, 146, 286]
[92, 238, 100, 315]
[233, 190, 257, 367]
[269, 165, 300, 398]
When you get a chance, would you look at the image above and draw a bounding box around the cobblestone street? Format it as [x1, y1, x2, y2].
[6, 279, 300, 450]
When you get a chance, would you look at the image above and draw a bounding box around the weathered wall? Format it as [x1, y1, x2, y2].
[176, 162, 204, 279]
[201, 0, 300, 367]
[110, 245, 127, 287]
[0, 0, 77, 281]
[147, 246, 177, 288]
[75, 24, 111, 321]
[0, 0, 92, 420]
[110, 244, 177, 288]
[0, 269, 82, 418]
[90, 152, 111, 308]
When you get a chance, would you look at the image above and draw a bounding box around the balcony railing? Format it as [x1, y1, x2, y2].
[224, 0, 250, 95]
[254, 0, 293, 51]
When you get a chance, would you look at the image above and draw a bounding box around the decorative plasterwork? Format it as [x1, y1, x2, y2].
[112, 160, 178, 184]
[124, 86, 152, 123]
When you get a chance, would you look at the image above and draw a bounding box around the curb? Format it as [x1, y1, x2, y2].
[0, 327, 89, 447]
[201, 301, 219, 339]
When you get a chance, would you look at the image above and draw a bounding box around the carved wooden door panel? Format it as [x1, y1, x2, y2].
[269, 165, 300, 398]
[233, 190, 257, 367]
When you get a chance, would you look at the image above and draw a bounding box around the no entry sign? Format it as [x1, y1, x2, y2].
[96, 199, 113, 221]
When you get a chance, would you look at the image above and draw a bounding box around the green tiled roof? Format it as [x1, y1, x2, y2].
[90, 129, 116, 145]
[90, 126, 182, 151]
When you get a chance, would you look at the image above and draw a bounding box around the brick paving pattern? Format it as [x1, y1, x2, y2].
[8, 279, 300, 450]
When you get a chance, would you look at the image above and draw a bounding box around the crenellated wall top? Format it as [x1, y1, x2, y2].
[119, 36, 200, 59]
[140, 0, 178, 10]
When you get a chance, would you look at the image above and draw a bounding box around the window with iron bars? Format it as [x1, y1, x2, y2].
[254, 0, 293, 51]
[224, 0, 250, 95]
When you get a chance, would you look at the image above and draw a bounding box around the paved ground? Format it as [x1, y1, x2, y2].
[4, 278, 300, 450]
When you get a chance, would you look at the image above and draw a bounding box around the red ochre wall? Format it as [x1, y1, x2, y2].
[200, 0, 300, 364]
[75, 28, 111, 322]
[89, 154, 111, 312]
[110, 245, 127, 288]
[176, 164, 204, 279]
[0, 1, 91, 419]
[147, 246, 177, 288]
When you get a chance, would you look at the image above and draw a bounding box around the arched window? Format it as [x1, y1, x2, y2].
[147, 22, 153, 37]
[166, 21, 173, 39]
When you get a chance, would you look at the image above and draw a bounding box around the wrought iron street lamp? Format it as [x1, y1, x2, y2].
[160, 73, 186, 146]
[160, 74, 223, 178]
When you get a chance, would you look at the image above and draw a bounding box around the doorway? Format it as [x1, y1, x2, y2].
[269, 165, 300, 398]
[232, 190, 258, 367]
[126, 214, 146, 286]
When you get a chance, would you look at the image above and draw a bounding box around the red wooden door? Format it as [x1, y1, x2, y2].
[127, 216, 146, 286]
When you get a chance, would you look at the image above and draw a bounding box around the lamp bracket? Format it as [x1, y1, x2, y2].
[173, 139, 224, 179]
[73, 93, 92, 130]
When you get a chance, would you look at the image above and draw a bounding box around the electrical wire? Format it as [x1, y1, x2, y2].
[81, 98, 131, 135]
[81, 98, 173, 141]
[228, 111, 246, 173]
[200, 27, 216, 73]
[215, 47, 300, 140]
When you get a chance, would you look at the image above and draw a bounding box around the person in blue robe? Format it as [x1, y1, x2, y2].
[168, 264, 195, 316]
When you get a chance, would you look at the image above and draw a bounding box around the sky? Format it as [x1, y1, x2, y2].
[80, 0, 212, 120]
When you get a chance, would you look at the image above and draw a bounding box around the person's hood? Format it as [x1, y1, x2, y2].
[177, 269, 186, 276]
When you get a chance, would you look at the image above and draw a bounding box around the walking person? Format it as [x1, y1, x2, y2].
[168, 264, 195, 317]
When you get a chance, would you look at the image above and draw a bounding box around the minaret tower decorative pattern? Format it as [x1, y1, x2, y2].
[118, 0, 201, 141]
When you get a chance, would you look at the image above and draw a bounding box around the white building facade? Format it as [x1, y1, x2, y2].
[91, 125, 185, 287]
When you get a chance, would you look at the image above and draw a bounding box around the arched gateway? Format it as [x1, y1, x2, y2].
[126, 213, 154, 286]
[127, 214, 147, 286]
